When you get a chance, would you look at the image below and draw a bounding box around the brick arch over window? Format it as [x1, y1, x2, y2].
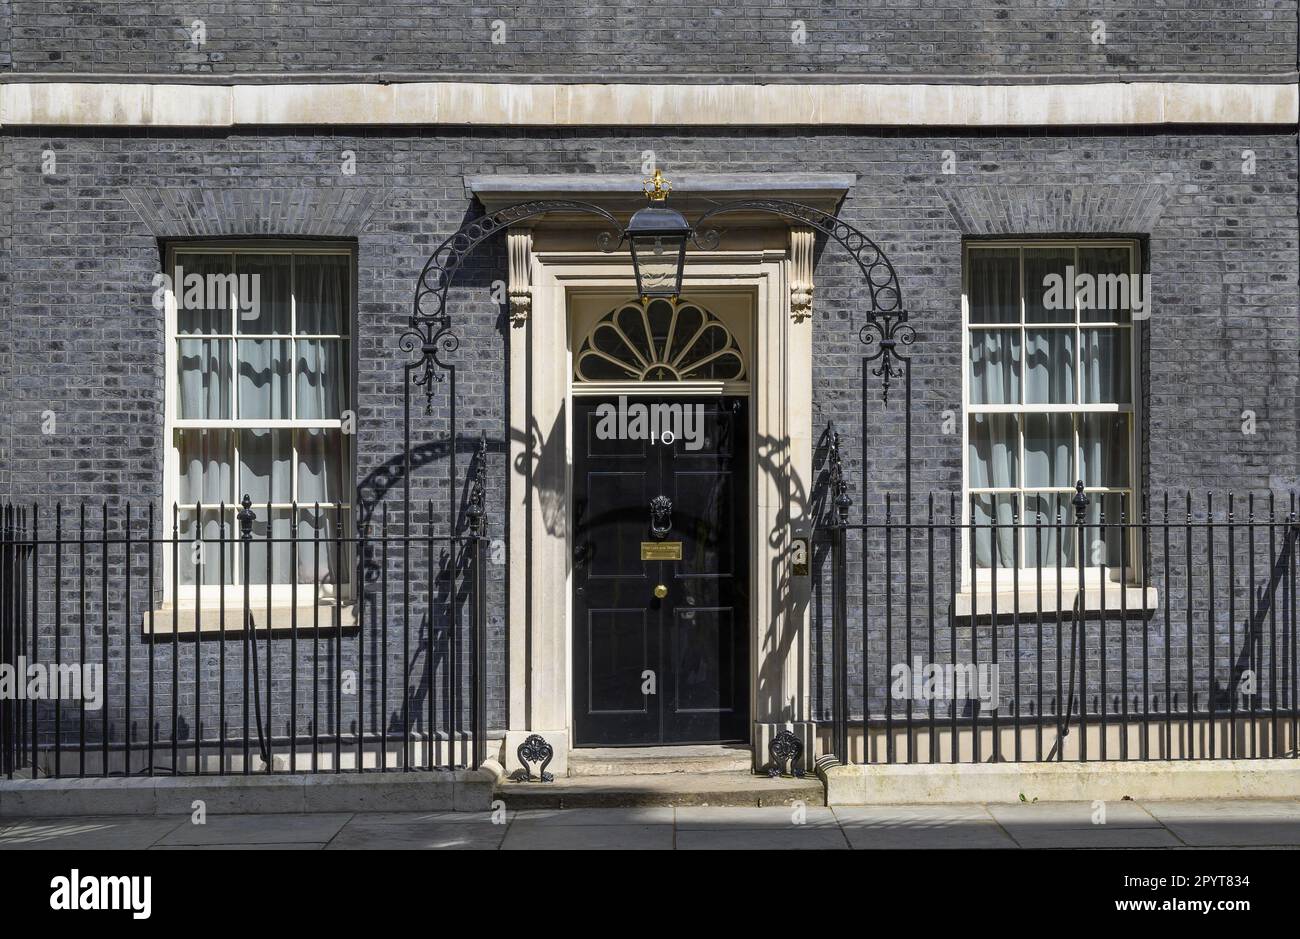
[937, 183, 1169, 236]
[121, 186, 389, 238]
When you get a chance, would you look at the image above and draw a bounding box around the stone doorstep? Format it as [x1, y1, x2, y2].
[567, 745, 754, 777]
[821, 757, 1300, 806]
[0, 769, 498, 818]
[494, 771, 825, 809]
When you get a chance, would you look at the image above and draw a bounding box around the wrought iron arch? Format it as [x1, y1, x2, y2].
[692, 199, 914, 403]
[400, 191, 917, 774]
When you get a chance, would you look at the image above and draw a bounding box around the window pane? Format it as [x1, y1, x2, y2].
[297, 429, 344, 506]
[239, 429, 292, 505]
[237, 339, 291, 419]
[1083, 493, 1130, 570]
[176, 339, 231, 419]
[235, 255, 291, 334]
[1024, 246, 1074, 323]
[1077, 246, 1133, 323]
[177, 429, 232, 504]
[667, 304, 704, 363]
[968, 248, 1020, 323]
[245, 509, 293, 586]
[968, 414, 1019, 489]
[971, 494, 1015, 568]
[177, 509, 234, 586]
[1081, 329, 1131, 404]
[1024, 414, 1072, 488]
[296, 339, 348, 419]
[968, 330, 1021, 404]
[1026, 493, 1077, 567]
[295, 255, 349, 335]
[175, 253, 232, 335]
[297, 506, 350, 591]
[1024, 328, 1075, 404]
[1080, 413, 1130, 488]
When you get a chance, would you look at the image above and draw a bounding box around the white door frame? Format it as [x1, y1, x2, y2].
[501, 232, 815, 775]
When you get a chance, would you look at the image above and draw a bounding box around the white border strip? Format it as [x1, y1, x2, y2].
[0, 80, 1295, 127]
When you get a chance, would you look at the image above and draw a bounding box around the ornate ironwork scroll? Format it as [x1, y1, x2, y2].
[859, 312, 916, 406]
[694, 199, 912, 405]
[510, 733, 555, 782]
[406, 201, 624, 412]
[767, 729, 805, 778]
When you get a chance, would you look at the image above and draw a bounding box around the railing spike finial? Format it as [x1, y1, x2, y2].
[237, 494, 256, 540]
[1072, 480, 1089, 525]
[827, 424, 852, 527]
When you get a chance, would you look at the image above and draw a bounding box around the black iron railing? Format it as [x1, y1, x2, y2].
[0, 495, 489, 779]
[815, 476, 1300, 765]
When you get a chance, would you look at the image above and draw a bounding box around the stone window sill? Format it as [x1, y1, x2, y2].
[955, 585, 1158, 620]
[142, 602, 357, 637]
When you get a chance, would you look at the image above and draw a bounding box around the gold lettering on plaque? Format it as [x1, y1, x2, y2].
[641, 541, 683, 561]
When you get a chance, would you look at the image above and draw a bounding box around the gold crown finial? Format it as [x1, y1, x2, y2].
[643, 168, 671, 202]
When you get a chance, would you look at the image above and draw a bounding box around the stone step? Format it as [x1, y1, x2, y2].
[568, 745, 755, 777]
[494, 771, 824, 809]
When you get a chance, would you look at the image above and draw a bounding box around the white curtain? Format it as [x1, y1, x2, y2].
[246, 512, 293, 586]
[177, 340, 230, 419]
[1082, 329, 1130, 403]
[296, 340, 345, 419]
[237, 339, 291, 419]
[1081, 414, 1129, 488]
[177, 429, 231, 505]
[968, 248, 1019, 323]
[239, 428, 291, 504]
[177, 430, 232, 585]
[1024, 414, 1071, 488]
[968, 331, 1021, 404]
[296, 255, 347, 335]
[968, 415, 1017, 566]
[1025, 330, 1074, 403]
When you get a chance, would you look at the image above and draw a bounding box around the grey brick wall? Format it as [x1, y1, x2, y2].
[1, 1, 1295, 77]
[0, 126, 1295, 753]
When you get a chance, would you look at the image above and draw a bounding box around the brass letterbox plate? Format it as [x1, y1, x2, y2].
[641, 541, 683, 561]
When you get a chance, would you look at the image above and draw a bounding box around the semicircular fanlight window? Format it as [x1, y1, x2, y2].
[575, 299, 746, 383]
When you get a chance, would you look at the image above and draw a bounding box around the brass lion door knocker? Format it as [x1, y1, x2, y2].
[650, 495, 672, 539]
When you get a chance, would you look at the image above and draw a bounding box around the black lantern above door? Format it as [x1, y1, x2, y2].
[625, 169, 691, 301]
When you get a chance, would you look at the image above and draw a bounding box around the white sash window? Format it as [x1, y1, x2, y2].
[165, 244, 354, 598]
[964, 240, 1141, 578]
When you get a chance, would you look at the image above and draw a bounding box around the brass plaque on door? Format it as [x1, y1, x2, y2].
[641, 541, 683, 561]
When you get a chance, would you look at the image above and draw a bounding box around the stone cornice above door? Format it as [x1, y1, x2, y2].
[465, 173, 855, 217]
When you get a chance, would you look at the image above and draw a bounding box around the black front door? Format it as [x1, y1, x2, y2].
[573, 395, 749, 746]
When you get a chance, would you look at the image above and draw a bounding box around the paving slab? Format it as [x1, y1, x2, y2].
[1140, 799, 1300, 820]
[155, 812, 353, 846]
[1152, 818, 1300, 847]
[1006, 826, 1184, 849]
[327, 812, 508, 850]
[987, 799, 1161, 830]
[676, 827, 849, 850]
[508, 807, 675, 827]
[674, 805, 838, 829]
[501, 823, 673, 850]
[1139, 799, 1300, 847]
[0, 816, 185, 850]
[835, 804, 1017, 849]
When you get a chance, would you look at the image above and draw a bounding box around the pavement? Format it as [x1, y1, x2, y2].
[1, 799, 1299, 849]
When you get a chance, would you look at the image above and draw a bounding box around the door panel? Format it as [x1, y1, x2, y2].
[586, 609, 650, 714]
[573, 395, 749, 746]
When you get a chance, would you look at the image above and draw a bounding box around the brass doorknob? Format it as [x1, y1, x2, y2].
[653, 584, 668, 599]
